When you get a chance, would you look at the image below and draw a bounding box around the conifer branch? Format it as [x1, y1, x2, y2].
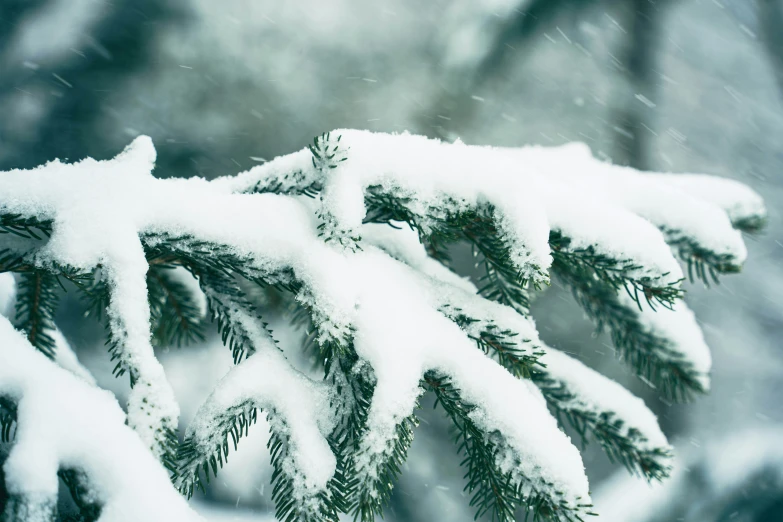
[14, 271, 61, 359]
[147, 266, 206, 348]
[551, 253, 705, 401]
[197, 270, 266, 364]
[0, 131, 765, 522]
[425, 372, 593, 522]
[530, 369, 672, 481]
[0, 397, 16, 443]
[0, 214, 52, 241]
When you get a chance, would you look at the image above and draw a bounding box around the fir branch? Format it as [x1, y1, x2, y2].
[0, 248, 31, 273]
[147, 265, 205, 348]
[143, 232, 299, 293]
[0, 213, 52, 241]
[173, 400, 259, 498]
[196, 269, 269, 364]
[549, 231, 682, 310]
[0, 397, 16, 443]
[320, 335, 416, 522]
[174, 401, 345, 521]
[445, 302, 672, 481]
[424, 372, 592, 522]
[364, 193, 535, 312]
[347, 414, 418, 522]
[662, 228, 740, 285]
[530, 370, 672, 481]
[440, 304, 542, 378]
[58, 468, 102, 522]
[14, 271, 61, 359]
[2, 494, 57, 522]
[732, 214, 766, 234]
[243, 131, 346, 197]
[551, 249, 704, 402]
[269, 416, 346, 522]
[75, 270, 111, 323]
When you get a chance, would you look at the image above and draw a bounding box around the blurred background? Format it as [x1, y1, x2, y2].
[1, 0, 782, 520]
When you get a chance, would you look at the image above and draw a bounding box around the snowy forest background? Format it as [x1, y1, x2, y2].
[1, 0, 782, 520]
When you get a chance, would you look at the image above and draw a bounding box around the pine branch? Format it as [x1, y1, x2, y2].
[530, 370, 671, 481]
[732, 214, 766, 234]
[663, 228, 739, 285]
[0, 214, 52, 241]
[445, 302, 672, 482]
[440, 303, 542, 378]
[364, 195, 535, 312]
[425, 372, 592, 522]
[173, 400, 259, 498]
[549, 231, 682, 310]
[147, 265, 205, 348]
[143, 232, 300, 294]
[14, 271, 61, 359]
[2, 495, 57, 522]
[320, 337, 417, 522]
[269, 418, 346, 522]
[243, 132, 346, 197]
[347, 413, 418, 522]
[58, 468, 102, 522]
[197, 269, 268, 364]
[551, 248, 704, 401]
[0, 397, 16, 443]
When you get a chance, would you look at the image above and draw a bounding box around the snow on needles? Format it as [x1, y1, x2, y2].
[225, 129, 728, 289]
[0, 316, 202, 522]
[184, 312, 336, 513]
[0, 131, 763, 518]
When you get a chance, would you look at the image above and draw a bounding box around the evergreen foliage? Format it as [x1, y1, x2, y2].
[0, 130, 766, 522]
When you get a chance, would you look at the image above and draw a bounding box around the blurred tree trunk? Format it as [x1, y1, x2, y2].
[758, 0, 783, 99]
[610, 0, 671, 170]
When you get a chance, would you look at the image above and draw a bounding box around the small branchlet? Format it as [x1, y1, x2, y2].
[14, 271, 61, 359]
[442, 304, 543, 378]
[425, 373, 593, 522]
[0, 397, 16, 443]
[531, 371, 672, 481]
[147, 266, 206, 348]
[0, 214, 53, 240]
[551, 244, 704, 402]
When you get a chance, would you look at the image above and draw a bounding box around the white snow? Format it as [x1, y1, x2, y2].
[514, 142, 751, 268]
[222, 129, 754, 289]
[619, 293, 712, 389]
[539, 347, 670, 452]
[343, 249, 590, 506]
[0, 131, 758, 515]
[186, 310, 336, 508]
[0, 315, 202, 522]
[651, 173, 767, 227]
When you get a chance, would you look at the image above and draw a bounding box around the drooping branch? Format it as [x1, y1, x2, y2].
[0, 131, 764, 522]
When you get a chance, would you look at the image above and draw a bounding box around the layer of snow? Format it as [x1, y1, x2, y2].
[0, 315, 202, 522]
[652, 173, 767, 227]
[0, 131, 757, 515]
[539, 347, 669, 452]
[516, 142, 750, 268]
[620, 293, 712, 390]
[222, 129, 758, 290]
[186, 312, 336, 508]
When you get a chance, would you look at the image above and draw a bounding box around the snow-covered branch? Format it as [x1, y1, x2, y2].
[0, 130, 764, 521]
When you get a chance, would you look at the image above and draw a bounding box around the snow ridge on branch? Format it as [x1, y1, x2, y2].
[0, 130, 765, 522]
